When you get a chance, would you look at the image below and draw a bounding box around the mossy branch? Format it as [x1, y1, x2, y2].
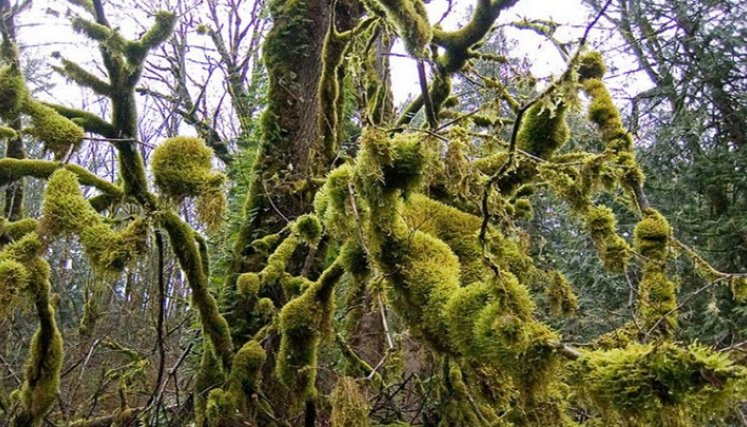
[0, 158, 123, 198]
[43, 102, 116, 138]
[54, 58, 112, 96]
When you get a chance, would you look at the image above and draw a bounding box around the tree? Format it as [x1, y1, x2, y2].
[1, 0, 746, 426]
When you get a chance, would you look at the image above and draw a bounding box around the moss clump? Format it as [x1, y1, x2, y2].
[0, 66, 26, 119]
[42, 169, 148, 275]
[3, 218, 39, 241]
[227, 340, 266, 416]
[577, 51, 606, 81]
[546, 270, 578, 316]
[237, 273, 261, 297]
[517, 102, 569, 159]
[633, 209, 671, 261]
[0, 126, 17, 139]
[583, 78, 633, 153]
[584, 205, 631, 273]
[375, 0, 431, 57]
[330, 376, 370, 427]
[24, 101, 85, 160]
[205, 388, 240, 427]
[731, 276, 747, 303]
[151, 136, 227, 229]
[0, 259, 30, 317]
[574, 342, 745, 425]
[293, 213, 323, 245]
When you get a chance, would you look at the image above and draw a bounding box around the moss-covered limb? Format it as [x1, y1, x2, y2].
[1, 217, 38, 241]
[432, 0, 519, 72]
[160, 210, 234, 369]
[318, 5, 366, 159]
[0, 235, 63, 427]
[572, 342, 746, 426]
[42, 102, 116, 138]
[276, 259, 345, 398]
[334, 332, 381, 383]
[0, 158, 124, 198]
[125, 10, 176, 64]
[71, 15, 113, 42]
[375, 0, 431, 57]
[54, 57, 112, 96]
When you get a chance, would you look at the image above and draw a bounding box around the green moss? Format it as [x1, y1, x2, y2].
[151, 136, 226, 201]
[0, 126, 17, 139]
[0, 259, 30, 318]
[546, 270, 577, 316]
[24, 100, 85, 160]
[577, 51, 606, 81]
[330, 376, 370, 427]
[583, 78, 633, 153]
[574, 342, 745, 425]
[195, 177, 227, 233]
[276, 261, 345, 398]
[731, 276, 747, 303]
[294, 213, 323, 245]
[237, 273, 261, 297]
[228, 340, 266, 414]
[517, 102, 569, 159]
[513, 198, 533, 220]
[375, 0, 431, 57]
[584, 205, 631, 273]
[638, 264, 677, 334]
[0, 66, 26, 120]
[3, 218, 38, 241]
[41, 168, 96, 235]
[205, 388, 240, 427]
[633, 209, 671, 261]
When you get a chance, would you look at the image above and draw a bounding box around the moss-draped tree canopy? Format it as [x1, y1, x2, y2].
[0, 0, 745, 426]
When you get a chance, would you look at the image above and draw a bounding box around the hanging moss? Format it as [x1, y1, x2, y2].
[731, 276, 747, 303]
[374, 0, 431, 57]
[634, 209, 671, 261]
[573, 342, 746, 426]
[195, 176, 227, 233]
[517, 102, 569, 159]
[42, 169, 148, 275]
[330, 376, 370, 427]
[584, 205, 632, 273]
[24, 101, 85, 160]
[227, 340, 266, 417]
[546, 270, 578, 316]
[205, 388, 241, 427]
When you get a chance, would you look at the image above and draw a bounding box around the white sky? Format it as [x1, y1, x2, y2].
[12, 0, 651, 122]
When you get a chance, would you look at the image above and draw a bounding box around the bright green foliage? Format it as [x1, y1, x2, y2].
[330, 377, 370, 427]
[574, 342, 746, 426]
[584, 205, 632, 273]
[374, 0, 431, 57]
